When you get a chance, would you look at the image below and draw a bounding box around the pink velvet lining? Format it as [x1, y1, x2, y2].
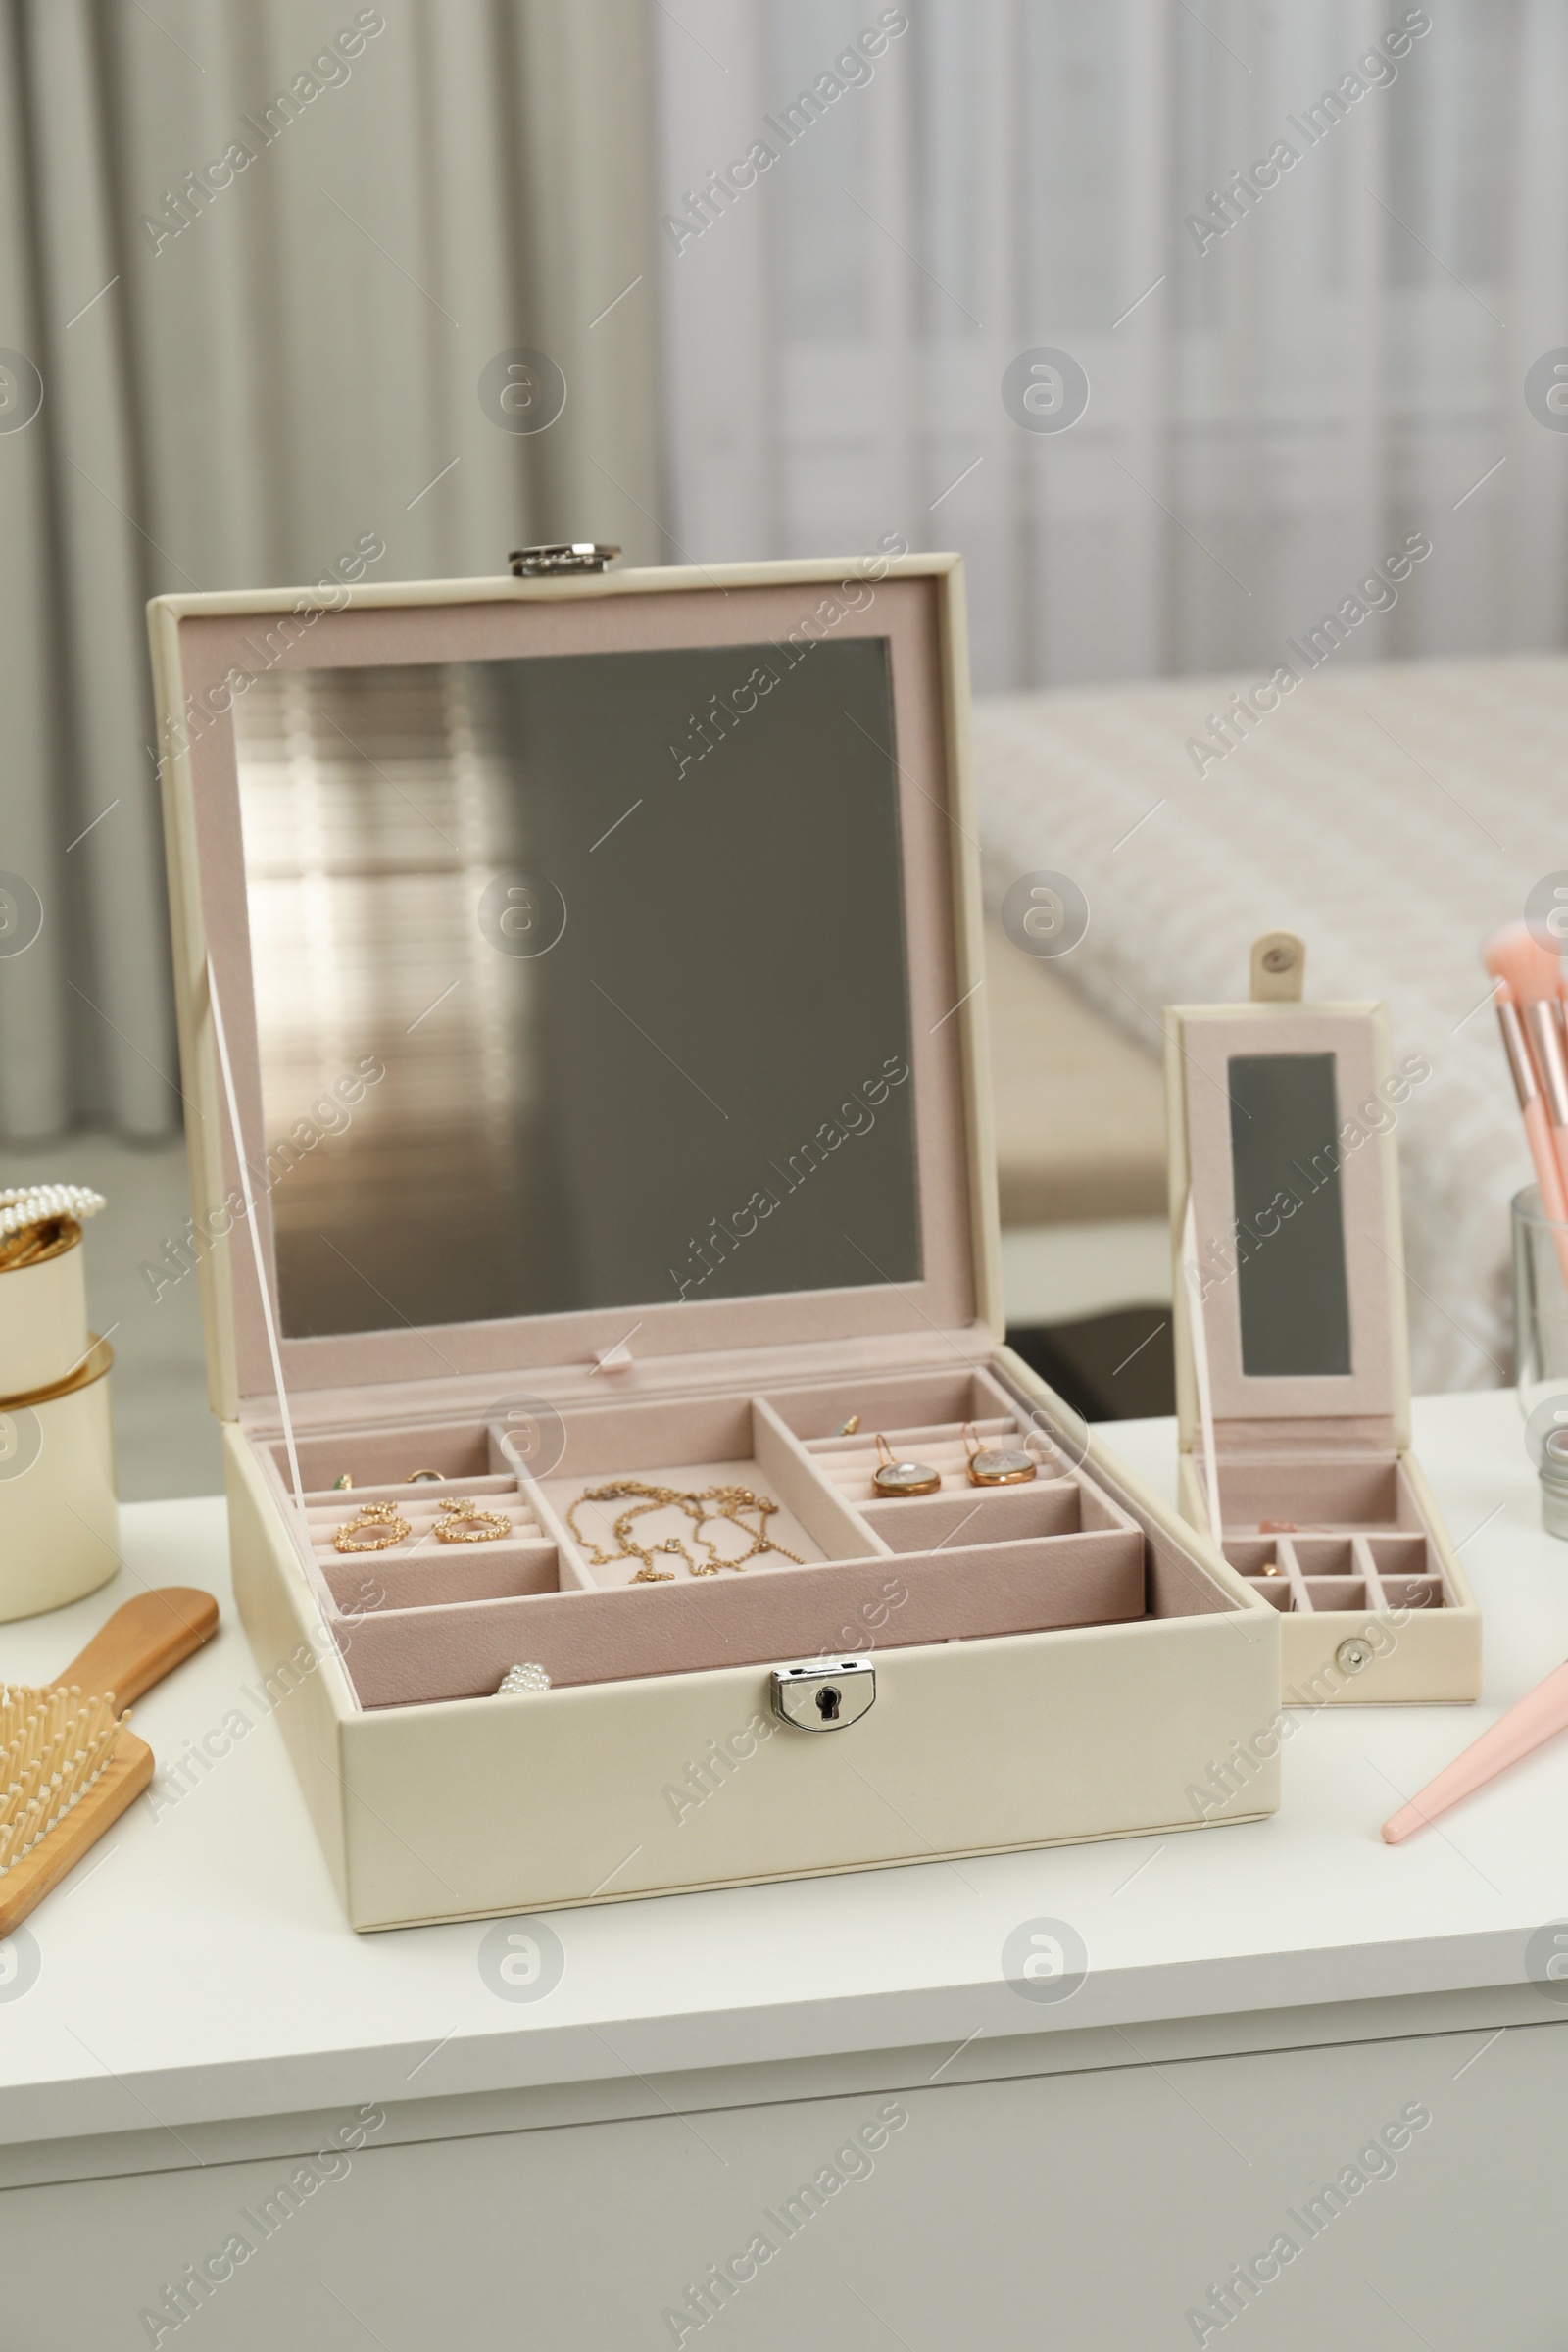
[1205, 1448, 1453, 1615]
[255, 1365, 1165, 1705]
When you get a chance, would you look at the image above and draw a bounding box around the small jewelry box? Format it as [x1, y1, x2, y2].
[1164, 934, 1480, 1706]
[150, 552, 1281, 1931]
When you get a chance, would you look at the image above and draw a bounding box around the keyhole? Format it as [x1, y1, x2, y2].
[815, 1685, 842, 1721]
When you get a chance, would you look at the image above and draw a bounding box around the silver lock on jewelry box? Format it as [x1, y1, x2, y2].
[770, 1656, 876, 1731]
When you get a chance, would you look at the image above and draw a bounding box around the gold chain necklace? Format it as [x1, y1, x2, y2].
[564, 1480, 805, 1582]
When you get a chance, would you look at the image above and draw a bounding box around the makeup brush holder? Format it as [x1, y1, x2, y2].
[1512, 1185, 1568, 1540]
[0, 1222, 119, 1622]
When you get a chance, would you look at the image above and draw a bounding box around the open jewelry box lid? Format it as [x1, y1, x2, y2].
[148, 556, 1002, 1430]
[1163, 954, 1418, 1463]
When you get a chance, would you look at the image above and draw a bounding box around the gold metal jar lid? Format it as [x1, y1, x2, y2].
[0, 1215, 82, 1274]
[0, 1331, 113, 1412]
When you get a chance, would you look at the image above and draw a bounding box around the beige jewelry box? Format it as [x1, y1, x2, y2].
[1164, 934, 1480, 1707]
[149, 552, 1280, 1933]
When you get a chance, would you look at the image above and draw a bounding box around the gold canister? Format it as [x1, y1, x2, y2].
[0, 1335, 119, 1621]
[0, 1213, 119, 1619]
[0, 1217, 89, 1394]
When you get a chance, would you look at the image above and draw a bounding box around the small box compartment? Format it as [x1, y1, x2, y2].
[302, 1479, 540, 1558]
[1212, 1453, 1411, 1534]
[775, 1365, 1072, 1505]
[267, 1419, 514, 1492]
[1292, 1537, 1363, 1614]
[1214, 1459, 1454, 1618]
[1365, 1532, 1442, 1611]
[319, 1543, 563, 1615]
[861, 1481, 1085, 1552]
[283, 1420, 551, 1642]
[1217, 1538, 1291, 1609]
[519, 1392, 871, 1590]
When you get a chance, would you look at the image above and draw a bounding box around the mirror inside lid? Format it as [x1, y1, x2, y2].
[165, 561, 990, 1397]
[234, 635, 921, 1337]
[1169, 999, 1411, 1446]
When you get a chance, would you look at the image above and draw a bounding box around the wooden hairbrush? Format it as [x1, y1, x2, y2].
[0, 1587, 219, 1934]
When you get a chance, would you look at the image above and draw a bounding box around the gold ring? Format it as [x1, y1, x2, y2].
[405, 1468, 446, 1484]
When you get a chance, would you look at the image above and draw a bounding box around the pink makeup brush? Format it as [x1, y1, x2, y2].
[1382, 1655, 1568, 1842]
[1484, 922, 1568, 1197]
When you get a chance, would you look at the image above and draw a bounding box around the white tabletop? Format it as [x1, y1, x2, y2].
[3, 1389, 1565, 2151]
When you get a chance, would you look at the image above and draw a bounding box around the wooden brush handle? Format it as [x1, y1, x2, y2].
[56, 1587, 220, 1710]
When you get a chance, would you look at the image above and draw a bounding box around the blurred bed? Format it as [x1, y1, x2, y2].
[975, 656, 1568, 1394]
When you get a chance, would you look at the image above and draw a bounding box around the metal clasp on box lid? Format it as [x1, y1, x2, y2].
[509, 543, 621, 576]
[770, 1656, 875, 1731]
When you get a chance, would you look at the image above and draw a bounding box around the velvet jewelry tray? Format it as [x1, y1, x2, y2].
[1175, 1442, 1477, 1704]
[261, 1366, 1148, 1708]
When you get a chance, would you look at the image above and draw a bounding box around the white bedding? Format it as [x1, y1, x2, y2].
[973, 656, 1568, 1393]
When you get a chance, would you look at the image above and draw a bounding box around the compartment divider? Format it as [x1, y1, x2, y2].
[543, 1507, 601, 1593]
[752, 1398, 890, 1559]
[1351, 1534, 1389, 1612]
[492, 1429, 599, 1592]
[1274, 1538, 1314, 1613]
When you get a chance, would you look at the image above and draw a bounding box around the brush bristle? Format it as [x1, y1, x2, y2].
[1483, 919, 1564, 1003]
[0, 1685, 123, 1876]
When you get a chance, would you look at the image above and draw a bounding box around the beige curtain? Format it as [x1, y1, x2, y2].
[657, 0, 1568, 693]
[0, 0, 663, 1140]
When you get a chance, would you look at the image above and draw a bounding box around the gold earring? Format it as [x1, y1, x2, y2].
[872, 1433, 941, 1497]
[433, 1497, 511, 1544]
[331, 1473, 353, 1491]
[962, 1422, 1038, 1487]
[333, 1501, 412, 1553]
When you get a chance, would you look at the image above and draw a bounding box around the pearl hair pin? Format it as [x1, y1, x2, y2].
[0, 1184, 106, 1241]
[499, 1662, 551, 1694]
